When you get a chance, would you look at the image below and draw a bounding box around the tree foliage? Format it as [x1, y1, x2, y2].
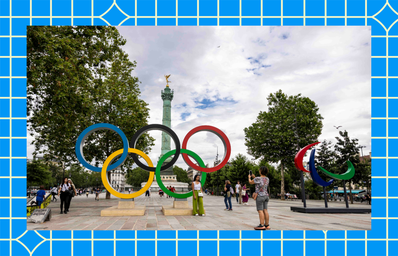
[244, 90, 323, 199]
[126, 167, 150, 188]
[334, 130, 361, 204]
[27, 160, 54, 188]
[27, 26, 154, 199]
[173, 166, 191, 184]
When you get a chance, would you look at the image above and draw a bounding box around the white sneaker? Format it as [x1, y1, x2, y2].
[201, 214, 205, 217]
[195, 214, 198, 216]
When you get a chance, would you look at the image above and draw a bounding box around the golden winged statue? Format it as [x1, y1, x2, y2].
[164, 74, 171, 87]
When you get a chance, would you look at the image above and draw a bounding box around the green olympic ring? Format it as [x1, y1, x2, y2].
[156, 149, 207, 199]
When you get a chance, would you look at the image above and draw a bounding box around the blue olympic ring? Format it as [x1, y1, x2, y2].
[75, 123, 129, 172]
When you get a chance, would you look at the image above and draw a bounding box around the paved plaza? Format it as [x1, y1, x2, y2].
[27, 193, 371, 231]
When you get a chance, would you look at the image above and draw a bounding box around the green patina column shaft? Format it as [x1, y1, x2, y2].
[160, 84, 174, 175]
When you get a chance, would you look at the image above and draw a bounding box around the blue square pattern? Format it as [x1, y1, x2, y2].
[371, 78, 386, 97]
[220, 0, 239, 16]
[94, 241, 113, 256]
[389, 199, 398, 217]
[12, 119, 27, 137]
[74, 241, 91, 256]
[12, 0, 30, 16]
[199, 0, 217, 16]
[372, 119, 386, 137]
[116, 241, 135, 256]
[305, 0, 324, 16]
[390, 78, 398, 97]
[372, 139, 386, 157]
[11, 78, 26, 97]
[0, 178, 10, 197]
[12, 158, 26, 177]
[179, 0, 197, 16]
[389, 139, 398, 157]
[368, 219, 386, 239]
[0, 38, 10, 57]
[158, 241, 176, 256]
[371, 198, 386, 217]
[199, 241, 217, 256]
[219, 241, 239, 256]
[242, 0, 260, 16]
[368, 241, 386, 256]
[178, 241, 196, 256]
[242, 241, 260, 256]
[0, 78, 9, 97]
[0, 119, 10, 137]
[263, 0, 281, 16]
[32, 0, 50, 16]
[372, 37, 386, 56]
[372, 158, 386, 176]
[137, 241, 155, 256]
[12, 38, 26, 57]
[157, 0, 176, 16]
[0, 159, 10, 177]
[390, 159, 398, 177]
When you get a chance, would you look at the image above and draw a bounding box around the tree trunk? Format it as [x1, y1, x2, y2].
[349, 180, 353, 204]
[106, 171, 111, 199]
[280, 161, 285, 200]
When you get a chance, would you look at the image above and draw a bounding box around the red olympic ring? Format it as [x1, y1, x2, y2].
[182, 125, 231, 173]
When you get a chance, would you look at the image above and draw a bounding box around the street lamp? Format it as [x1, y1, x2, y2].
[359, 145, 366, 157]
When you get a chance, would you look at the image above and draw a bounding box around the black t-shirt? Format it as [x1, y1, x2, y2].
[226, 184, 231, 192]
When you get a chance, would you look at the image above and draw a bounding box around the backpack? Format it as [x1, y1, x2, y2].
[230, 187, 234, 195]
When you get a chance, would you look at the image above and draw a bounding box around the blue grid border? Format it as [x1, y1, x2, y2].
[0, 0, 396, 255]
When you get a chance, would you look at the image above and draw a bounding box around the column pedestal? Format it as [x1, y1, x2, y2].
[101, 198, 146, 216]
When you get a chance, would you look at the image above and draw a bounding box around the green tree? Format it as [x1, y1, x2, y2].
[27, 160, 54, 188]
[173, 166, 191, 184]
[315, 140, 338, 192]
[334, 130, 361, 204]
[126, 167, 150, 187]
[227, 154, 253, 187]
[27, 26, 154, 199]
[244, 90, 323, 199]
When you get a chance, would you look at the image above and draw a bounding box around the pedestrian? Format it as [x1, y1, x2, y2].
[242, 183, 249, 205]
[166, 186, 170, 198]
[58, 177, 71, 214]
[95, 187, 100, 201]
[235, 181, 242, 204]
[159, 188, 164, 197]
[145, 189, 149, 197]
[224, 180, 233, 211]
[50, 186, 58, 202]
[67, 179, 77, 212]
[129, 188, 131, 194]
[249, 166, 271, 230]
[192, 174, 205, 216]
[36, 185, 46, 207]
[86, 189, 89, 197]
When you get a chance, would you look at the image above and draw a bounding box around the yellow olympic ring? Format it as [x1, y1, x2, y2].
[101, 148, 154, 199]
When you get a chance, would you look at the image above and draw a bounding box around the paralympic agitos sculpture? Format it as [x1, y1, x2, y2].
[294, 142, 355, 187]
[75, 123, 231, 200]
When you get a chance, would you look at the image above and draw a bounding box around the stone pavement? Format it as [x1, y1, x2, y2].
[27, 193, 371, 230]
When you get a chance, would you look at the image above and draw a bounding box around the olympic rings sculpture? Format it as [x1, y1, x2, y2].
[75, 123, 231, 199]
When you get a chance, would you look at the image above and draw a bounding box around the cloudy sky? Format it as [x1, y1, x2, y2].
[28, 26, 371, 171]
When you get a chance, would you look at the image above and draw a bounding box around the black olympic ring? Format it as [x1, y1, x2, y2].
[129, 124, 181, 172]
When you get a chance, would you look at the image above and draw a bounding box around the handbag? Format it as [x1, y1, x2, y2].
[230, 187, 234, 195]
[198, 192, 203, 197]
[242, 190, 246, 196]
[252, 192, 258, 200]
[227, 191, 231, 197]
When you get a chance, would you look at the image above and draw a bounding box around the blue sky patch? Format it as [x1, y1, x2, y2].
[194, 97, 237, 109]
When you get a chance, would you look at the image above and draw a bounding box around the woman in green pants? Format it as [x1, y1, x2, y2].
[192, 174, 205, 216]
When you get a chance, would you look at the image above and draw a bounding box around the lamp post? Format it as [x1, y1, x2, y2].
[359, 145, 366, 157]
